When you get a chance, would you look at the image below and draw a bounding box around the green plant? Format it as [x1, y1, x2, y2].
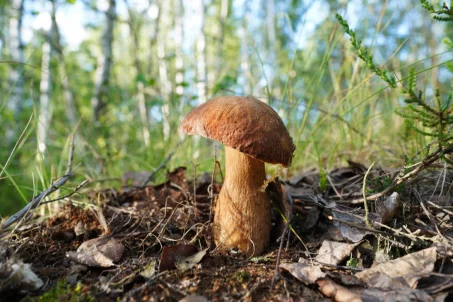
[336, 1, 453, 171]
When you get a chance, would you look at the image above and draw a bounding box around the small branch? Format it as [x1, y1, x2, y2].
[350, 145, 453, 204]
[142, 142, 181, 187]
[271, 192, 294, 289]
[362, 162, 375, 228]
[1, 135, 78, 232]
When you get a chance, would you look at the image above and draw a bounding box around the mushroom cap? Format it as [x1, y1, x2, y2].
[179, 96, 295, 166]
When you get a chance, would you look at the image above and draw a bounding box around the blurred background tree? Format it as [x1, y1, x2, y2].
[1, 0, 452, 215]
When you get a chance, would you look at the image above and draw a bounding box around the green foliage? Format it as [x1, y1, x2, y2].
[337, 6, 453, 167]
[420, 0, 453, 21]
[335, 14, 397, 88]
[23, 281, 95, 302]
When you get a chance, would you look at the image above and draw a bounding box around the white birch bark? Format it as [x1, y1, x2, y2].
[91, 0, 116, 122]
[266, 0, 279, 101]
[157, 0, 172, 140]
[215, 0, 228, 78]
[196, 0, 207, 104]
[174, 0, 184, 98]
[50, 0, 78, 127]
[8, 0, 25, 116]
[240, 2, 251, 95]
[37, 38, 52, 158]
[125, 0, 150, 146]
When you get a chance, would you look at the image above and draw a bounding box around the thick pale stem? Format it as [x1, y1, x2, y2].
[214, 146, 271, 256]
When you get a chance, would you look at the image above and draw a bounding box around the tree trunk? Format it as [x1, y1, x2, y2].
[125, 0, 150, 146]
[157, 0, 172, 140]
[174, 0, 184, 99]
[37, 36, 52, 158]
[265, 0, 279, 102]
[50, 0, 78, 127]
[91, 0, 116, 122]
[8, 0, 25, 116]
[196, 0, 207, 104]
[240, 2, 251, 95]
[215, 0, 228, 78]
[147, 0, 161, 77]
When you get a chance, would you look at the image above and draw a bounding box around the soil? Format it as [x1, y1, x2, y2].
[2, 164, 453, 301]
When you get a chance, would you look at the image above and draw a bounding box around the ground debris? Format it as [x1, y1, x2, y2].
[1, 164, 453, 301]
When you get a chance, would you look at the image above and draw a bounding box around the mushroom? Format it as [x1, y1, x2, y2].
[180, 96, 295, 256]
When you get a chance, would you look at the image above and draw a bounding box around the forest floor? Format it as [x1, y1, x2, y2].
[2, 162, 453, 301]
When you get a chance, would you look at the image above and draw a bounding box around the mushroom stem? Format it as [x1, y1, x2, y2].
[214, 146, 271, 256]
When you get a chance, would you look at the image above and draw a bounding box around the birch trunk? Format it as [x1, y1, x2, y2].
[240, 2, 251, 95]
[147, 0, 161, 77]
[50, 0, 78, 127]
[266, 0, 279, 102]
[8, 0, 25, 116]
[157, 0, 172, 140]
[215, 0, 228, 78]
[91, 0, 116, 122]
[174, 0, 184, 99]
[126, 0, 150, 146]
[196, 0, 207, 104]
[37, 38, 52, 158]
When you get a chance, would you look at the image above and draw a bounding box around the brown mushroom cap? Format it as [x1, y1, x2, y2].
[180, 96, 295, 166]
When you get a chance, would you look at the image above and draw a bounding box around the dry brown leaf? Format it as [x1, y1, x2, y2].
[67, 235, 124, 267]
[280, 259, 326, 285]
[356, 247, 437, 288]
[332, 210, 372, 242]
[159, 244, 199, 272]
[361, 288, 433, 302]
[316, 277, 362, 302]
[316, 240, 360, 266]
[179, 294, 209, 302]
[174, 248, 208, 272]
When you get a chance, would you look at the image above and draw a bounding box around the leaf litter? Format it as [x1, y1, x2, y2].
[1, 162, 453, 301]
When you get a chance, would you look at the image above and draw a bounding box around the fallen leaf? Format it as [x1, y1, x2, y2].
[280, 259, 326, 285]
[67, 235, 124, 267]
[159, 244, 199, 272]
[316, 240, 360, 266]
[332, 209, 372, 242]
[361, 288, 433, 302]
[179, 294, 209, 302]
[316, 277, 362, 302]
[174, 248, 208, 272]
[0, 261, 44, 293]
[376, 192, 401, 223]
[140, 258, 157, 279]
[356, 247, 437, 288]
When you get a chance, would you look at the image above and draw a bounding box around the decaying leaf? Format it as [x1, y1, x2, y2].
[174, 248, 208, 272]
[316, 277, 362, 302]
[316, 240, 360, 266]
[140, 258, 157, 279]
[0, 260, 44, 293]
[376, 192, 401, 223]
[179, 294, 209, 302]
[67, 235, 125, 267]
[356, 247, 437, 288]
[280, 258, 326, 285]
[332, 208, 372, 242]
[159, 244, 199, 272]
[361, 288, 433, 302]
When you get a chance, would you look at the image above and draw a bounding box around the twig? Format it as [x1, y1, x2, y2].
[350, 145, 453, 204]
[1, 135, 78, 232]
[41, 180, 88, 204]
[362, 162, 375, 228]
[142, 142, 181, 187]
[271, 192, 294, 289]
